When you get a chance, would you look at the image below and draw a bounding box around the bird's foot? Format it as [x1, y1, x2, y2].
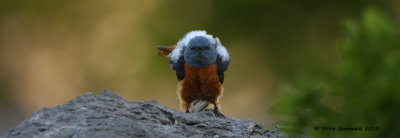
[186, 108, 190, 113]
[213, 107, 225, 118]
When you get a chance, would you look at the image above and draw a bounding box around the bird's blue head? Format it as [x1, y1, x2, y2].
[184, 36, 217, 68]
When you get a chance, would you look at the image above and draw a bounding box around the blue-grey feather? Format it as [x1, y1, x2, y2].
[170, 35, 230, 82]
[184, 36, 217, 68]
[217, 55, 230, 83]
[170, 50, 186, 81]
[188, 36, 211, 47]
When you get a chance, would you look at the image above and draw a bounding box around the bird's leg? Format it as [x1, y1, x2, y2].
[186, 107, 190, 113]
[213, 104, 225, 118]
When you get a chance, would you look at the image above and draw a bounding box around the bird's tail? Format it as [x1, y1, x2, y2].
[156, 45, 176, 57]
[192, 100, 209, 113]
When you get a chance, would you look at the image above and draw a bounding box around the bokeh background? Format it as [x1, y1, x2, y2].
[1, 0, 399, 136]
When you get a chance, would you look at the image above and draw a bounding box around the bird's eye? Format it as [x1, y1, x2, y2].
[191, 47, 195, 50]
[204, 46, 209, 50]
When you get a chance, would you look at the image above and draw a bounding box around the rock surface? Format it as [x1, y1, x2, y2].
[2, 90, 281, 138]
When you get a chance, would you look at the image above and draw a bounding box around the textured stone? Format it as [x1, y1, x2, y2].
[2, 90, 281, 138]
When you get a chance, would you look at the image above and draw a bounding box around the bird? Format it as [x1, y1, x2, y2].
[157, 30, 230, 118]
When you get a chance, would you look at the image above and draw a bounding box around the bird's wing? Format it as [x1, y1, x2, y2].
[214, 37, 230, 84]
[157, 45, 185, 81]
[170, 52, 185, 81]
[216, 55, 230, 84]
[169, 45, 185, 81]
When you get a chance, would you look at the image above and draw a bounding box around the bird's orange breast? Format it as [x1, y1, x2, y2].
[184, 63, 219, 85]
[179, 63, 222, 103]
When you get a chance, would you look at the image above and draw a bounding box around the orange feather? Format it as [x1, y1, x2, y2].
[157, 45, 176, 57]
[177, 63, 223, 110]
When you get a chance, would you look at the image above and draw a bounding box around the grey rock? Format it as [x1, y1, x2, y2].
[2, 90, 281, 138]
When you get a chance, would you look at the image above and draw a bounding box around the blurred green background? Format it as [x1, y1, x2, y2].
[0, 0, 399, 137]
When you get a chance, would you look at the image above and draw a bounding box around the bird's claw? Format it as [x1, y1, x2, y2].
[213, 108, 226, 118]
